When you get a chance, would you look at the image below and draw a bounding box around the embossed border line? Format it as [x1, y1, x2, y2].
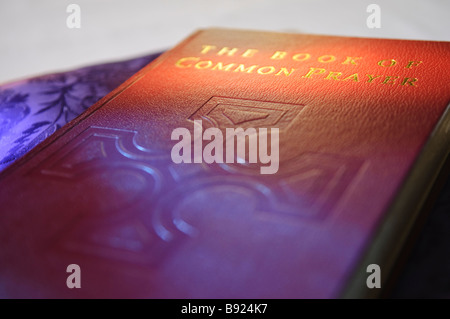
[0, 30, 205, 179]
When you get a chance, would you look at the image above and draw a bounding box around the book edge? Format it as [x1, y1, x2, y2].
[340, 100, 450, 298]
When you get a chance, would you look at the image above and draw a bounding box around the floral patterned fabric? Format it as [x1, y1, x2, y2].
[0, 52, 161, 172]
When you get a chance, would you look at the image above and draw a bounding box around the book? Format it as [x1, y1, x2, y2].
[0, 28, 449, 298]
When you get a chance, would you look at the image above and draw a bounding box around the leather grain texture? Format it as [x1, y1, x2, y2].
[0, 28, 449, 298]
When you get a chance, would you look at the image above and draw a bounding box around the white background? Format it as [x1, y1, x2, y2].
[0, 0, 449, 84]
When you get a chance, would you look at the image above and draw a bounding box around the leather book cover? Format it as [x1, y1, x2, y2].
[0, 28, 449, 298]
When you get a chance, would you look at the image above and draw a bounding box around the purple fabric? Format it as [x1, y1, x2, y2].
[0, 52, 161, 172]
